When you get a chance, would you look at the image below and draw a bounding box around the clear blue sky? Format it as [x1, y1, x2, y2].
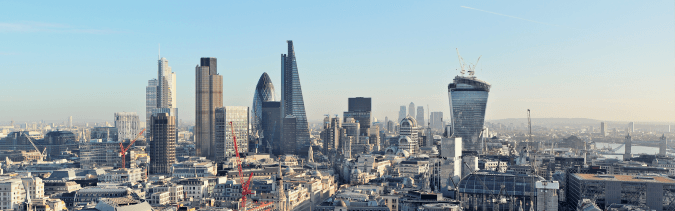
[1, 1, 673, 124]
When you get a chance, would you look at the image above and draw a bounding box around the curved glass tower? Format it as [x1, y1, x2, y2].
[448, 76, 490, 153]
[252, 72, 276, 134]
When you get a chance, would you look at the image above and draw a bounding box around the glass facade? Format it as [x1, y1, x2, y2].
[281, 40, 310, 151]
[458, 172, 542, 211]
[252, 72, 276, 136]
[215, 106, 250, 161]
[448, 76, 490, 152]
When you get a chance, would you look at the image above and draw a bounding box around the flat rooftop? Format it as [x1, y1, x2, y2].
[574, 174, 675, 184]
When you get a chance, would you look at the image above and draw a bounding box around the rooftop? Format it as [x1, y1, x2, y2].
[574, 174, 675, 183]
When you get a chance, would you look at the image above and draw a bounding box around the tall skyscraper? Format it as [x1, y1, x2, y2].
[215, 106, 250, 161]
[281, 40, 310, 152]
[399, 106, 406, 123]
[344, 97, 371, 136]
[262, 101, 282, 155]
[409, 102, 416, 119]
[430, 112, 443, 130]
[146, 79, 158, 128]
[416, 106, 425, 128]
[195, 57, 223, 158]
[149, 113, 176, 174]
[157, 57, 176, 108]
[114, 112, 140, 142]
[252, 72, 276, 137]
[448, 75, 491, 153]
[624, 133, 632, 161]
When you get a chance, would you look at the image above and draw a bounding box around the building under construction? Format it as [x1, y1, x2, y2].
[457, 171, 543, 211]
[568, 174, 675, 211]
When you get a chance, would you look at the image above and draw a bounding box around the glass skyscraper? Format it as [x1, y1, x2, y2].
[281, 40, 310, 151]
[252, 72, 276, 136]
[448, 76, 490, 153]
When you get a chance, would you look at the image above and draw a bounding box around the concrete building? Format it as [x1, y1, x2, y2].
[171, 158, 217, 178]
[214, 106, 250, 161]
[149, 113, 176, 174]
[99, 168, 143, 183]
[568, 174, 675, 211]
[0, 179, 26, 210]
[536, 181, 558, 211]
[624, 133, 632, 161]
[114, 112, 141, 142]
[195, 57, 223, 159]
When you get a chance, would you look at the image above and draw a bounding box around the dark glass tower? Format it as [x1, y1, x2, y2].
[448, 76, 490, 153]
[344, 97, 371, 136]
[281, 40, 310, 152]
[252, 72, 276, 136]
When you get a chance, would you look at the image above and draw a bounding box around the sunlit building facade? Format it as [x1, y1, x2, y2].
[448, 76, 490, 153]
[281, 40, 310, 152]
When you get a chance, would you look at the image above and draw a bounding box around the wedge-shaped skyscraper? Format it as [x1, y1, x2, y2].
[448, 75, 490, 153]
[281, 40, 310, 151]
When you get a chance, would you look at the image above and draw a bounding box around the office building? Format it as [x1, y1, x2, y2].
[568, 174, 675, 211]
[408, 102, 416, 119]
[343, 97, 371, 136]
[114, 112, 140, 142]
[146, 79, 158, 128]
[195, 57, 223, 158]
[281, 40, 310, 151]
[262, 101, 281, 155]
[149, 113, 176, 174]
[157, 57, 176, 109]
[282, 115, 297, 155]
[252, 72, 276, 138]
[447, 75, 491, 153]
[430, 112, 443, 130]
[214, 106, 250, 161]
[399, 106, 406, 123]
[416, 106, 425, 128]
[398, 116, 419, 154]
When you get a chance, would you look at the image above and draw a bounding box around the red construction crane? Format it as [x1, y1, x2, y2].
[230, 121, 254, 210]
[118, 129, 145, 169]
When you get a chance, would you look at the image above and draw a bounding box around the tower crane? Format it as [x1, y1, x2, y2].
[230, 121, 254, 211]
[118, 129, 145, 169]
[21, 133, 46, 162]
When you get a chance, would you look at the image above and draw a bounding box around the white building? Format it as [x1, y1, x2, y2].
[114, 112, 141, 141]
[150, 191, 170, 206]
[99, 168, 144, 183]
[152, 185, 184, 204]
[21, 177, 44, 200]
[0, 179, 26, 210]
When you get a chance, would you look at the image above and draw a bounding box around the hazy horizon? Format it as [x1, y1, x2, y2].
[1, 1, 673, 124]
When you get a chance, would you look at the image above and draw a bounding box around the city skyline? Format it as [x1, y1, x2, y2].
[1, 1, 673, 124]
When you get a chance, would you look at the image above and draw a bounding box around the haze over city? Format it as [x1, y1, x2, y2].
[1, 0, 673, 124]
